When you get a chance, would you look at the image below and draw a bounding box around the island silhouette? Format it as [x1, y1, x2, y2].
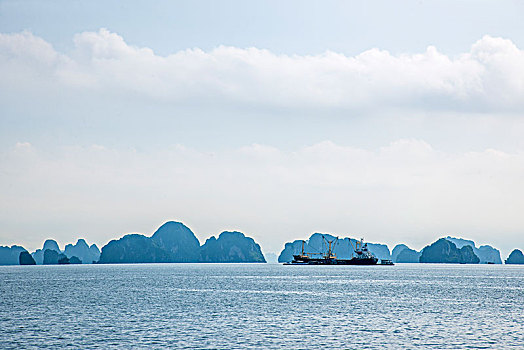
[1, 220, 522, 265]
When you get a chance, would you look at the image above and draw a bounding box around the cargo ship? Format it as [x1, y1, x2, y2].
[285, 235, 385, 265]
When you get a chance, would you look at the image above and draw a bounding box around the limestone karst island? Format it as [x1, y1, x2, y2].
[1, 221, 523, 266]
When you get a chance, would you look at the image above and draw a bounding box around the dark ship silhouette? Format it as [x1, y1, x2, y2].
[285, 235, 392, 265]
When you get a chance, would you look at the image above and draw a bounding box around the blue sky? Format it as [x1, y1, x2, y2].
[1, 0, 524, 257]
[2, 0, 524, 56]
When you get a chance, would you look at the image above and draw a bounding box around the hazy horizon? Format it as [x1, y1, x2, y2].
[2, 219, 520, 262]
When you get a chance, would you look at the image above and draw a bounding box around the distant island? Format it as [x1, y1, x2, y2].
[505, 249, 524, 264]
[419, 238, 480, 264]
[98, 221, 266, 263]
[3, 238, 101, 266]
[30, 238, 101, 265]
[0, 221, 265, 265]
[391, 244, 421, 263]
[278, 235, 511, 265]
[1, 222, 523, 265]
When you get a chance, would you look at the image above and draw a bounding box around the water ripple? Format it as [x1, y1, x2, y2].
[0, 263, 523, 349]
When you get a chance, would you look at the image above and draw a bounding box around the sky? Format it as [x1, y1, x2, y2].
[1, 0, 524, 258]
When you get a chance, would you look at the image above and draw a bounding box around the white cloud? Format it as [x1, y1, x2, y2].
[1, 29, 524, 257]
[1, 29, 524, 112]
[14, 141, 33, 150]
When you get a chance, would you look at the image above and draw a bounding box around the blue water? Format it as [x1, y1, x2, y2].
[1, 264, 523, 349]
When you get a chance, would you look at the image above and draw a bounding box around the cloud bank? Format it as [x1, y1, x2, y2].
[1, 29, 524, 112]
[2, 140, 524, 255]
[2, 29, 524, 256]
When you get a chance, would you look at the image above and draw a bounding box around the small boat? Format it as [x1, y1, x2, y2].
[379, 259, 394, 265]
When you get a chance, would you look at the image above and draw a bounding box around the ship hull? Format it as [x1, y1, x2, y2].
[287, 256, 378, 265]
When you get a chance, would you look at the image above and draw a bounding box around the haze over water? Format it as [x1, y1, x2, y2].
[1, 263, 522, 349]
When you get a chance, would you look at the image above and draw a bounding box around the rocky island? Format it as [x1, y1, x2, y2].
[505, 249, 524, 264]
[64, 239, 101, 264]
[29, 239, 100, 265]
[445, 237, 502, 264]
[391, 237, 502, 264]
[0, 224, 521, 266]
[99, 234, 173, 264]
[98, 221, 266, 264]
[0, 245, 27, 265]
[19, 251, 36, 265]
[200, 231, 266, 263]
[419, 238, 480, 264]
[391, 244, 421, 263]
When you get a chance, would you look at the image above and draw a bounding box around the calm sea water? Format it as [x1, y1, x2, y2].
[0, 263, 523, 349]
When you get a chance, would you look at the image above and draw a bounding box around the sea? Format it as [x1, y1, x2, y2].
[0, 263, 523, 349]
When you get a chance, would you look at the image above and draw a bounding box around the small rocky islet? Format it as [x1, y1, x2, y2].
[0, 220, 523, 265]
[505, 249, 524, 264]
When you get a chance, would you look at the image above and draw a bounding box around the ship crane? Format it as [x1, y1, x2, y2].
[321, 235, 338, 260]
[298, 239, 323, 259]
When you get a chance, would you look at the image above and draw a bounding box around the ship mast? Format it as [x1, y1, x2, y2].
[322, 235, 338, 259]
